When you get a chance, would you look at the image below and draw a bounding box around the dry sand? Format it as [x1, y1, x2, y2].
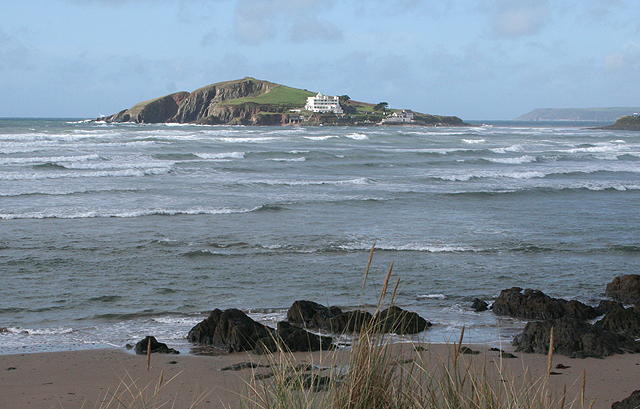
[0, 344, 639, 409]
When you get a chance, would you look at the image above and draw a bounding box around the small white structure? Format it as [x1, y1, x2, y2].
[305, 93, 343, 114]
[382, 110, 414, 124]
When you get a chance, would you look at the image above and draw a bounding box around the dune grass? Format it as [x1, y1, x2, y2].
[237, 246, 588, 409]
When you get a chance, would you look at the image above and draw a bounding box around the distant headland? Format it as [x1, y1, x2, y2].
[516, 107, 640, 122]
[95, 77, 466, 127]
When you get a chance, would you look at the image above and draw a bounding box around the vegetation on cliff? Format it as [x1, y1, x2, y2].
[601, 115, 640, 131]
[96, 77, 466, 126]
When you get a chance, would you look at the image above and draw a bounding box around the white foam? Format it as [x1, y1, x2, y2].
[0, 154, 101, 165]
[303, 135, 340, 141]
[0, 206, 261, 220]
[194, 152, 245, 160]
[490, 144, 525, 154]
[485, 155, 537, 164]
[416, 294, 447, 300]
[0, 167, 171, 181]
[267, 157, 306, 162]
[462, 138, 485, 144]
[345, 133, 369, 140]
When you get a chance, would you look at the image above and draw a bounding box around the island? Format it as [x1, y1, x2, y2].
[95, 77, 466, 127]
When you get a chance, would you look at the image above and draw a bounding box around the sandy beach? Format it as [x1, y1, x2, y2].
[1, 344, 638, 409]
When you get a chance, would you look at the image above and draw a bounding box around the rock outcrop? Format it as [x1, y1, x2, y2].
[286, 300, 430, 335]
[606, 275, 640, 305]
[512, 318, 640, 358]
[596, 306, 640, 338]
[612, 390, 640, 409]
[187, 308, 333, 353]
[134, 336, 179, 355]
[492, 287, 599, 321]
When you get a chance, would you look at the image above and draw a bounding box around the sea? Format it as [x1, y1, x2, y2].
[1, 118, 639, 355]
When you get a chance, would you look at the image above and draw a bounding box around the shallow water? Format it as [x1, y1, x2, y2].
[1, 119, 638, 354]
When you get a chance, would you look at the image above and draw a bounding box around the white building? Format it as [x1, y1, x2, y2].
[382, 110, 414, 124]
[305, 93, 343, 114]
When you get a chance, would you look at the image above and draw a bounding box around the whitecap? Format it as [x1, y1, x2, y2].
[345, 133, 369, 140]
[462, 138, 485, 144]
[416, 294, 447, 300]
[267, 157, 306, 162]
[195, 152, 245, 160]
[484, 155, 537, 164]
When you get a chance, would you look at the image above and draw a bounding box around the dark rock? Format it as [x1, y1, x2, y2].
[374, 306, 431, 334]
[471, 298, 489, 312]
[612, 390, 640, 409]
[187, 308, 272, 352]
[492, 287, 599, 321]
[256, 321, 333, 354]
[287, 300, 333, 326]
[598, 300, 625, 315]
[460, 346, 480, 355]
[512, 318, 640, 358]
[287, 300, 373, 333]
[287, 301, 429, 335]
[134, 336, 179, 355]
[489, 348, 517, 358]
[596, 307, 640, 338]
[220, 362, 262, 371]
[606, 275, 640, 305]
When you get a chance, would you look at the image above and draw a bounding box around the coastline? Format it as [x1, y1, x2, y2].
[1, 344, 638, 409]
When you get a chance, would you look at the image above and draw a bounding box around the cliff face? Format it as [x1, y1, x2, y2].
[99, 78, 281, 125]
[172, 79, 279, 123]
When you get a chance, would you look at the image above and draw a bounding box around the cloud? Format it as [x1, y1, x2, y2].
[0, 28, 38, 71]
[488, 0, 550, 38]
[200, 29, 218, 47]
[290, 18, 342, 43]
[604, 42, 640, 71]
[233, 0, 341, 45]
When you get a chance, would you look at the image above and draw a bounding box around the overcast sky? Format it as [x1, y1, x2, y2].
[1, 0, 639, 120]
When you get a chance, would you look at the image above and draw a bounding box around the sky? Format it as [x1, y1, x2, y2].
[1, 0, 639, 120]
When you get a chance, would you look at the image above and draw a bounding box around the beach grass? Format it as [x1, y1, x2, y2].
[236, 250, 587, 409]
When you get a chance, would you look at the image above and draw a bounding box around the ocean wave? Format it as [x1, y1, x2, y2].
[462, 138, 485, 144]
[483, 155, 537, 164]
[0, 187, 142, 198]
[249, 177, 370, 187]
[436, 170, 546, 181]
[345, 132, 369, 140]
[3, 327, 74, 336]
[0, 167, 171, 181]
[303, 135, 340, 141]
[416, 294, 447, 300]
[489, 145, 525, 154]
[0, 154, 101, 165]
[0, 206, 264, 220]
[267, 157, 306, 162]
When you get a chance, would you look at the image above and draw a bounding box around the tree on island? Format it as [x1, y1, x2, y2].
[374, 102, 389, 114]
[339, 95, 351, 103]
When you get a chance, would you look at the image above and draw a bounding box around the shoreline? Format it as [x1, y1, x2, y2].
[1, 344, 638, 409]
